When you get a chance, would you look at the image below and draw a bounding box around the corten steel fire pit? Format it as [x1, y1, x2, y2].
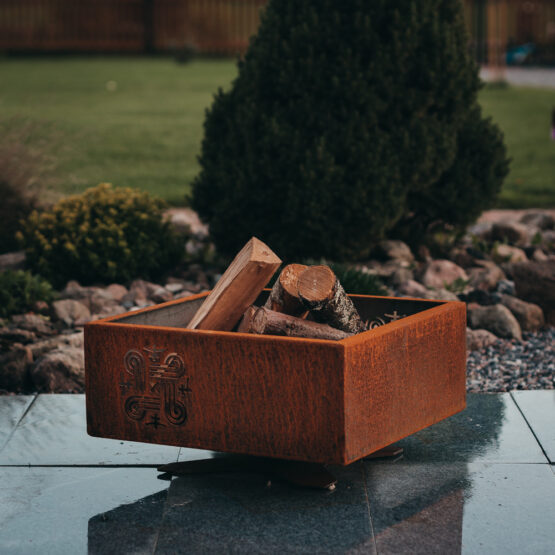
[85, 292, 466, 466]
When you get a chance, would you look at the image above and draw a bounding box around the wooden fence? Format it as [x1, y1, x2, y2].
[1, 0, 554, 63]
[0, 0, 266, 54]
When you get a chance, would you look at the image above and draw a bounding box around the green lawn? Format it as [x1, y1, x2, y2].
[0, 57, 237, 205]
[479, 84, 555, 208]
[0, 57, 553, 207]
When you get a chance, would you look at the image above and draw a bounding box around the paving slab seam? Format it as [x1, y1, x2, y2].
[0, 393, 37, 454]
[152, 477, 175, 555]
[510, 392, 552, 465]
[362, 464, 379, 554]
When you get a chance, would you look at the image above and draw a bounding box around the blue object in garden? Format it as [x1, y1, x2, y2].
[506, 43, 535, 65]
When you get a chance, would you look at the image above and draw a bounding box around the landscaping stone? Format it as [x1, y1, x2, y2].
[420, 260, 468, 289]
[0, 346, 32, 392]
[51, 299, 91, 327]
[421, 289, 459, 301]
[0, 327, 37, 346]
[490, 221, 530, 245]
[29, 332, 84, 360]
[89, 289, 120, 314]
[500, 294, 544, 332]
[520, 212, 554, 230]
[165, 282, 185, 294]
[511, 260, 555, 326]
[374, 240, 414, 265]
[466, 328, 498, 351]
[0, 251, 26, 271]
[467, 304, 522, 340]
[459, 289, 501, 306]
[493, 244, 527, 264]
[105, 283, 128, 303]
[30, 347, 85, 393]
[398, 280, 429, 297]
[468, 260, 506, 291]
[11, 314, 56, 337]
[496, 279, 516, 296]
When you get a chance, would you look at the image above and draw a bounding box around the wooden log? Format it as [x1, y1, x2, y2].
[187, 237, 281, 331]
[264, 263, 308, 317]
[297, 265, 367, 334]
[238, 306, 351, 341]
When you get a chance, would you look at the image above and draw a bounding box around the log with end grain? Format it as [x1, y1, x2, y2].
[238, 306, 352, 341]
[264, 263, 308, 317]
[187, 237, 281, 331]
[297, 265, 367, 334]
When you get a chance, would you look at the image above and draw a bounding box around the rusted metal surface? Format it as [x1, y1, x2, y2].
[85, 292, 466, 465]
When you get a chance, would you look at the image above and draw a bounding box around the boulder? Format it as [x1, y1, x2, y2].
[490, 222, 530, 245]
[422, 289, 459, 301]
[420, 260, 468, 289]
[398, 280, 428, 298]
[374, 240, 414, 265]
[500, 294, 544, 332]
[0, 345, 32, 391]
[0, 251, 26, 271]
[520, 212, 554, 230]
[29, 332, 84, 359]
[89, 289, 120, 314]
[468, 260, 506, 291]
[30, 346, 85, 393]
[105, 284, 128, 303]
[11, 314, 56, 336]
[51, 299, 91, 327]
[493, 244, 527, 264]
[511, 261, 555, 325]
[467, 304, 522, 340]
[466, 328, 498, 351]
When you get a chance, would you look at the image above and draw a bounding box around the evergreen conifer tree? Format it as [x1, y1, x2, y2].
[192, 0, 508, 260]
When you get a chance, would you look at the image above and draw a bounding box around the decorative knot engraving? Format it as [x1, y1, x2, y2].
[121, 345, 191, 427]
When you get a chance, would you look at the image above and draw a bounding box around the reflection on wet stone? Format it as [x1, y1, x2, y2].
[154, 463, 374, 554]
[88, 490, 168, 555]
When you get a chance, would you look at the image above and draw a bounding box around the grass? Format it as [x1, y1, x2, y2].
[0, 57, 553, 207]
[0, 56, 238, 204]
[479, 84, 555, 208]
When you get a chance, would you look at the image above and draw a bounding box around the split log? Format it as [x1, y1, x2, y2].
[297, 265, 366, 334]
[187, 237, 281, 331]
[238, 306, 351, 341]
[264, 263, 308, 317]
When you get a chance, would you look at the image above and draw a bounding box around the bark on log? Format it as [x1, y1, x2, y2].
[297, 265, 367, 334]
[238, 306, 351, 341]
[264, 263, 308, 317]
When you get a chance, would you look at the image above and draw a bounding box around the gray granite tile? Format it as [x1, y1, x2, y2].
[0, 467, 168, 555]
[394, 393, 546, 463]
[0, 394, 180, 466]
[364, 462, 555, 555]
[155, 461, 375, 554]
[511, 390, 555, 463]
[0, 395, 35, 452]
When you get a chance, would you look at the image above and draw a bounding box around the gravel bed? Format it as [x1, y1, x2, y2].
[467, 328, 554, 392]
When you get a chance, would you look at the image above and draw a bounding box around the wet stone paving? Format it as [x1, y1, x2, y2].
[0, 393, 554, 554]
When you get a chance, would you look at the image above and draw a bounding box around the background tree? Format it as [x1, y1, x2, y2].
[192, 0, 509, 260]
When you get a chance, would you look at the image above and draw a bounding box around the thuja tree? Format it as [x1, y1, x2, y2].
[192, 0, 508, 260]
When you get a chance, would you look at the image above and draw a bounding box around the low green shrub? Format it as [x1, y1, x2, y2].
[0, 270, 54, 318]
[18, 184, 184, 287]
[0, 179, 36, 253]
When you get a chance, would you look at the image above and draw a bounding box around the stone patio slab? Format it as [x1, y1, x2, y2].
[0, 395, 35, 452]
[0, 395, 180, 466]
[511, 390, 555, 464]
[364, 461, 555, 555]
[395, 393, 547, 463]
[0, 467, 168, 555]
[155, 462, 375, 554]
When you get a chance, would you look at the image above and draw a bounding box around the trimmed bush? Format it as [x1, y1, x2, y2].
[0, 270, 53, 319]
[192, 0, 508, 260]
[19, 184, 184, 287]
[0, 179, 36, 254]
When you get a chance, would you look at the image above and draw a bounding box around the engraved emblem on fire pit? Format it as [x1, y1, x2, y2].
[367, 310, 407, 329]
[120, 346, 191, 427]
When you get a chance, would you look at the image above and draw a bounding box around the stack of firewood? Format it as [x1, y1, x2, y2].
[187, 237, 367, 340]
